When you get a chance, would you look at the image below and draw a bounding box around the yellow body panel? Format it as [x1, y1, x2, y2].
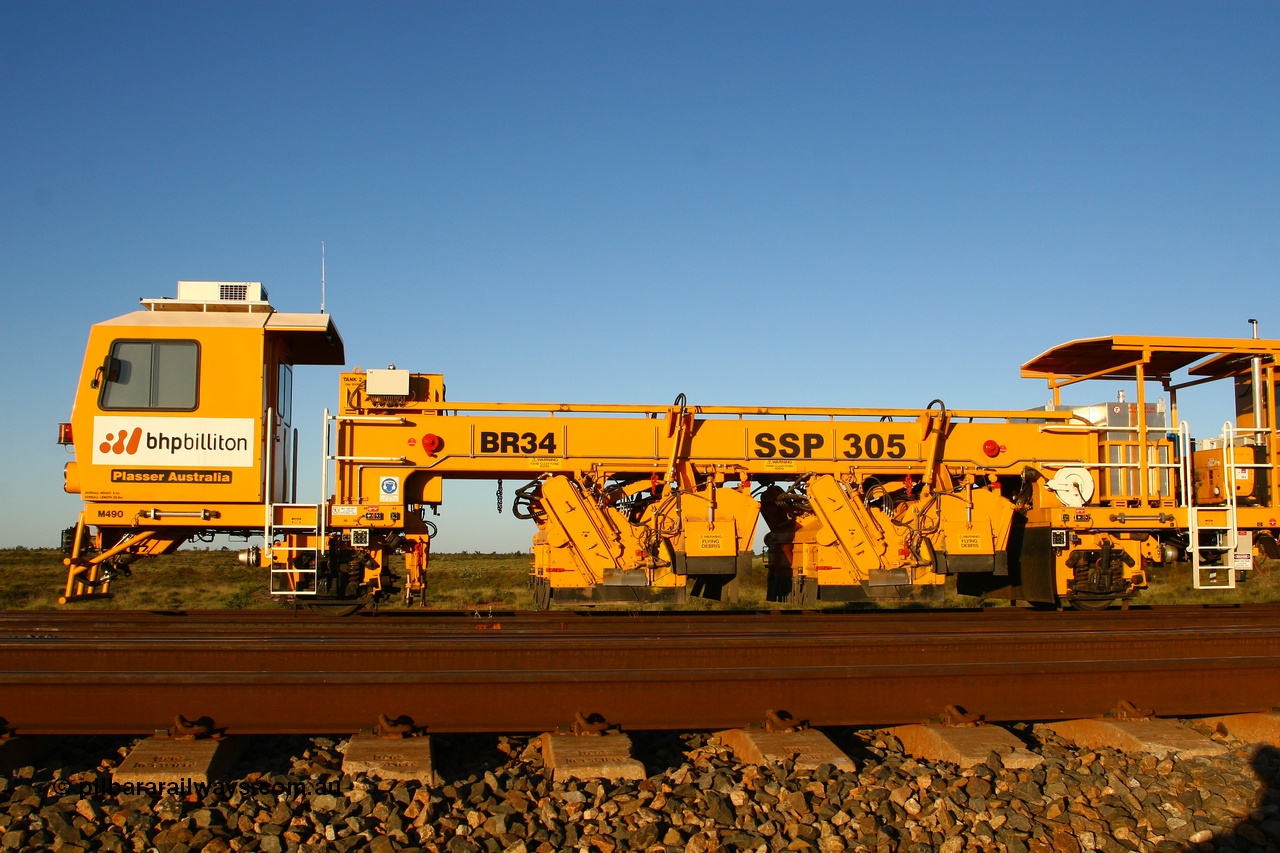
[72, 316, 267, 506]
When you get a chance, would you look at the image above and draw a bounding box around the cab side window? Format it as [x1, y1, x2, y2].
[278, 362, 293, 425]
[99, 340, 199, 410]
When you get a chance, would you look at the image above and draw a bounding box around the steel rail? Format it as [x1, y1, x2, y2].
[0, 606, 1277, 735]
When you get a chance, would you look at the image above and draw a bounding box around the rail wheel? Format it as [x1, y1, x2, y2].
[1028, 600, 1062, 612]
[1069, 597, 1114, 611]
[307, 602, 364, 617]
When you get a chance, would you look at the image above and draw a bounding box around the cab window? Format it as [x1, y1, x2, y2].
[99, 340, 199, 410]
[278, 362, 293, 425]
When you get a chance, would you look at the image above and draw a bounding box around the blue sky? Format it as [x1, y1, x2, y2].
[2, 2, 1277, 551]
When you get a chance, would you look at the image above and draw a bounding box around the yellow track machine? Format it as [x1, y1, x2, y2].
[59, 284, 1280, 610]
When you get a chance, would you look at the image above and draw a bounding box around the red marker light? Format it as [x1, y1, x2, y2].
[982, 439, 1000, 458]
[421, 434, 442, 457]
[57, 423, 74, 445]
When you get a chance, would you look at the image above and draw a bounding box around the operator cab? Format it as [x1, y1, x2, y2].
[59, 281, 344, 601]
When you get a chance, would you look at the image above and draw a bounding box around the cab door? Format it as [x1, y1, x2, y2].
[272, 360, 294, 503]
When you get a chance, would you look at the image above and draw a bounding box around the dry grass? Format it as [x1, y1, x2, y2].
[0, 548, 1276, 612]
[388, 551, 533, 610]
[0, 548, 539, 612]
[0, 548, 273, 611]
[1138, 558, 1280, 606]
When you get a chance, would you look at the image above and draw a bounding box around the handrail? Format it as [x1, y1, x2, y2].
[319, 408, 329, 553]
[402, 401, 1080, 421]
[1223, 423, 1241, 553]
[335, 415, 408, 424]
[1032, 420, 1180, 501]
[264, 406, 274, 545]
[1179, 421, 1192, 509]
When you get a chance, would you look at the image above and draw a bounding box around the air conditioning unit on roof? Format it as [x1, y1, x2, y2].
[176, 281, 269, 303]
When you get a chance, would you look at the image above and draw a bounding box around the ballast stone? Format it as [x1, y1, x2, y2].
[3, 729, 1280, 853]
[0, 737, 44, 775]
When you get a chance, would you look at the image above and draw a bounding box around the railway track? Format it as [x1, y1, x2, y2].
[1, 605, 1278, 736]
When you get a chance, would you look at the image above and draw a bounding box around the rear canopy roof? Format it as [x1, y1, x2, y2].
[265, 313, 345, 365]
[1021, 335, 1280, 387]
[97, 308, 345, 366]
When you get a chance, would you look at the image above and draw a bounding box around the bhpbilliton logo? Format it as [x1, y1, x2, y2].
[100, 427, 142, 456]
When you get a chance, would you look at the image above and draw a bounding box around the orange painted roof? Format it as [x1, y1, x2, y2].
[1021, 335, 1280, 382]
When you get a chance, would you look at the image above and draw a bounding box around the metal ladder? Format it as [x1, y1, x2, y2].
[262, 405, 320, 595]
[1184, 422, 1239, 590]
[266, 505, 322, 596]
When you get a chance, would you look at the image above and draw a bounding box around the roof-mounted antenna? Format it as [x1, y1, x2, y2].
[321, 241, 327, 314]
[1249, 318, 1258, 339]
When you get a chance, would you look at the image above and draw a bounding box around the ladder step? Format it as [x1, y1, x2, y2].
[268, 545, 321, 596]
[272, 503, 319, 528]
[1186, 424, 1240, 592]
